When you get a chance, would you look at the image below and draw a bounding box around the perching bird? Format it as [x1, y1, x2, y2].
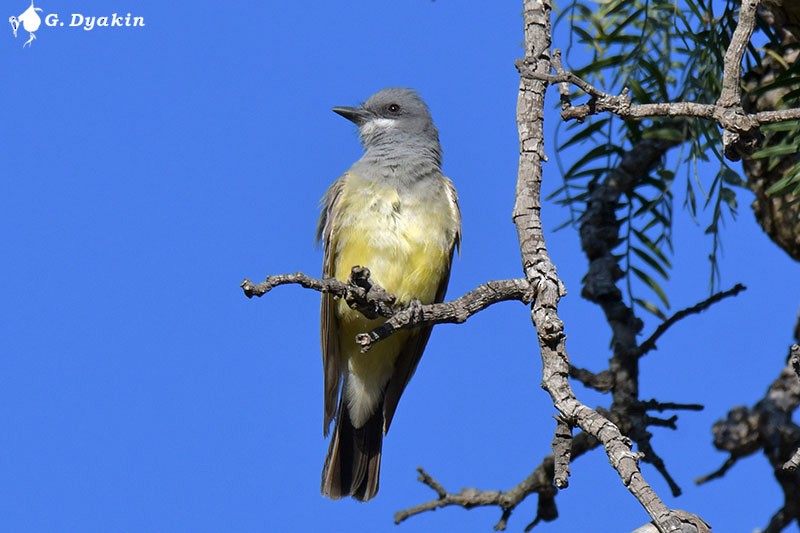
[317, 88, 461, 501]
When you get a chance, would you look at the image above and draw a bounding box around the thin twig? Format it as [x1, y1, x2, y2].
[637, 284, 747, 357]
[393, 467, 504, 526]
[637, 400, 704, 413]
[241, 266, 396, 319]
[695, 455, 739, 485]
[549, 49, 572, 111]
[395, 432, 600, 530]
[637, 440, 683, 497]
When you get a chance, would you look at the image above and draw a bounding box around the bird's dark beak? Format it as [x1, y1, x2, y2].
[332, 106, 372, 126]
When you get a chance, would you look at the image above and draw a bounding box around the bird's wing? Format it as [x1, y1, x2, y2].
[382, 177, 461, 433]
[318, 175, 349, 436]
[446, 177, 462, 253]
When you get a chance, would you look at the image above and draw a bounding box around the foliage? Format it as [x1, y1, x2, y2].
[550, 0, 794, 316]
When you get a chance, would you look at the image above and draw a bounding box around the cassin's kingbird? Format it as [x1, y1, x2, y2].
[316, 88, 461, 501]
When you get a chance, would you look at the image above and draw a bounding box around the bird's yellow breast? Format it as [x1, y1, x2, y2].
[332, 173, 454, 306]
[329, 172, 458, 386]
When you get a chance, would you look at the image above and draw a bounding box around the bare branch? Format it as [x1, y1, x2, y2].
[718, 0, 759, 108]
[514, 2, 687, 531]
[242, 270, 533, 350]
[395, 7, 698, 518]
[552, 416, 572, 489]
[523, 2, 800, 164]
[645, 415, 679, 429]
[355, 278, 534, 352]
[573, 80, 697, 528]
[637, 284, 747, 357]
[393, 467, 506, 527]
[569, 365, 615, 392]
[701, 345, 800, 526]
[695, 455, 740, 485]
[783, 447, 800, 471]
[414, 467, 447, 498]
[632, 510, 712, 533]
[241, 267, 395, 319]
[637, 439, 683, 496]
[718, 0, 764, 159]
[395, 431, 601, 530]
[522, 68, 800, 132]
[637, 400, 704, 413]
[762, 506, 798, 533]
[781, 344, 800, 472]
[549, 49, 572, 111]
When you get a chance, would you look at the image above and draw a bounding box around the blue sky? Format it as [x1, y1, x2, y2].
[2, 1, 798, 532]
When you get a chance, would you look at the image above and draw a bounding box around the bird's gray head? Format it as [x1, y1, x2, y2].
[333, 88, 441, 164]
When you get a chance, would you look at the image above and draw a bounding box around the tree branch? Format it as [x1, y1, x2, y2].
[512, 1, 687, 531]
[394, 431, 601, 530]
[717, 0, 758, 108]
[695, 455, 739, 485]
[700, 345, 800, 528]
[241, 266, 396, 319]
[637, 284, 747, 357]
[552, 416, 573, 489]
[399, 1, 696, 529]
[637, 400, 705, 413]
[718, 0, 764, 160]
[241, 269, 534, 351]
[574, 80, 696, 521]
[569, 365, 615, 392]
[354, 278, 534, 352]
[522, 64, 800, 139]
[520, 0, 800, 165]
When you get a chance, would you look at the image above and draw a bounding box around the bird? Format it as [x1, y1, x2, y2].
[316, 88, 461, 501]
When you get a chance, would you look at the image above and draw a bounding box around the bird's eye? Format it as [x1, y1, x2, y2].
[386, 103, 401, 114]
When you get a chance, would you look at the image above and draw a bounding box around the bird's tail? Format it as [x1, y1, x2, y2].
[321, 397, 383, 501]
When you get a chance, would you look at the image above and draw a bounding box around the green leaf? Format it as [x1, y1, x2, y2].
[575, 54, 629, 75]
[760, 120, 800, 133]
[565, 143, 625, 176]
[607, 7, 646, 40]
[639, 59, 670, 100]
[572, 26, 599, 47]
[751, 143, 800, 159]
[631, 246, 670, 279]
[633, 229, 673, 268]
[721, 168, 746, 187]
[567, 168, 611, 180]
[780, 87, 800, 104]
[558, 118, 611, 150]
[631, 266, 670, 308]
[720, 187, 738, 211]
[633, 297, 668, 320]
[766, 162, 800, 196]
